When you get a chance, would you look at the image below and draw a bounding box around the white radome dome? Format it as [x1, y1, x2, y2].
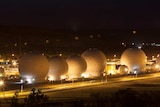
[67, 55, 87, 79]
[19, 53, 49, 83]
[81, 48, 106, 77]
[120, 48, 146, 74]
[48, 56, 68, 81]
[118, 65, 129, 75]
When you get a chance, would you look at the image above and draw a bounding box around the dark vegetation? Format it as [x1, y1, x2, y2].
[2, 88, 160, 107]
[10, 88, 49, 107]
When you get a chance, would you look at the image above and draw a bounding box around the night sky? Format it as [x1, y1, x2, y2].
[0, 0, 160, 56]
[0, 0, 160, 30]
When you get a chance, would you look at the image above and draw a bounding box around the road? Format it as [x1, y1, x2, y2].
[0, 72, 160, 99]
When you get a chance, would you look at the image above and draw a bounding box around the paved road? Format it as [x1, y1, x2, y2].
[0, 72, 160, 99]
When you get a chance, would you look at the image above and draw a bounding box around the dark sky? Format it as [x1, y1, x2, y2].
[0, 0, 160, 57]
[0, 0, 160, 30]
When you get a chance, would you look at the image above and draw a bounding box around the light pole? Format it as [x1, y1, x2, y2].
[71, 78, 74, 84]
[61, 75, 66, 84]
[102, 72, 107, 83]
[134, 71, 137, 77]
[0, 80, 5, 98]
[20, 84, 23, 92]
[82, 77, 84, 83]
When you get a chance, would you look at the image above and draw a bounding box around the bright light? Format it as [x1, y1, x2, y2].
[0, 80, 4, 86]
[32, 78, 35, 81]
[81, 73, 88, 78]
[14, 43, 17, 47]
[132, 30, 136, 34]
[74, 36, 79, 40]
[25, 78, 35, 84]
[45, 40, 49, 44]
[12, 61, 17, 66]
[102, 72, 106, 76]
[61, 75, 66, 80]
[11, 54, 15, 57]
[134, 71, 137, 74]
[48, 76, 54, 81]
[155, 64, 159, 69]
[24, 42, 28, 46]
[59, 54, 62, 56]
[20, 79, 24, 83]
[125, 68, 128, 72]
[26, 78, 33, 84]
[108, 70, 115, 75]
[23, 76, 35, 84]
[122, 43, 126, 47]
